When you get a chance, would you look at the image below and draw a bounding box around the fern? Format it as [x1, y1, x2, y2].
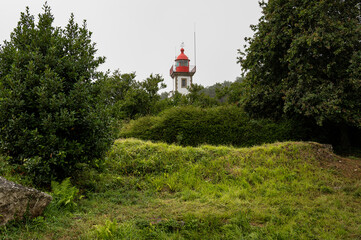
[51, 178, 82, 210]
[94, 219, 118, 239]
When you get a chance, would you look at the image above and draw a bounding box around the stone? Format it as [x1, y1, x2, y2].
[0, 177, 52, 225]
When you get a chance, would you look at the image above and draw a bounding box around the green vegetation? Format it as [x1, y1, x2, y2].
[0, 4, 113, 184]
[1, 139, 360, 239]
[238, 0, 361, 147]
[1, 2, 359, 187]
[51, 178, 83, 211]
[94, 71, 166, 120]
[0, 2, 360, 239]
[120, 105, 311, 147]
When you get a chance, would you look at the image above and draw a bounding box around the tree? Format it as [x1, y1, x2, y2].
[95, 71, 166, 119]
[239, 0, 361, 146]
[0, 4, 113, 184]
[215, 77, 245, 104]
[140, 74, 167, 114]
[185, 84, 218, 107]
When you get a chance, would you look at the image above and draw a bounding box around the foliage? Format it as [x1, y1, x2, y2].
[200, 80, 233, 99]
[95, 70, 166, 120]
[160, 78, 246, 108]
[0, 156, 34, 188]
[0, 4, 113, 184]
[119, 115, 162, 141]
[186, 83, 219, 107]
[120, 105, 309, 147]
[2, 139, 361, 239]
[93, 219, 118, 239]
[158, 84, 219, 109]
[215, 77, 245, 104]
[238, 0, 361, 145]
[51, 178, 82, 210]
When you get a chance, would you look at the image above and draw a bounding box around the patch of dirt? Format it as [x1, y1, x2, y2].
[309, 142, 361, 180]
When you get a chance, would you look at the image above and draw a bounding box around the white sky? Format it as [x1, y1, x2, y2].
[0, 1, 263, 92]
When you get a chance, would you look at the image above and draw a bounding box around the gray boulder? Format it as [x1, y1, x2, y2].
[0, 177, 52, 225]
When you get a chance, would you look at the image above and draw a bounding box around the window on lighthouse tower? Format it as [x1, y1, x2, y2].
[181, 78, 187, 88]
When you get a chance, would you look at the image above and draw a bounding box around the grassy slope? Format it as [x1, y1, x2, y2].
[1, 139, 361, 239]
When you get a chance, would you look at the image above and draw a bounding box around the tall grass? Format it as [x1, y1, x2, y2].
[98, 139, 360, 239]
[1, 139, 360, 239]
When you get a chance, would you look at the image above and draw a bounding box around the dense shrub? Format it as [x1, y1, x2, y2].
[0, 5, 113, 184]
[120, 106, 308, 147]
[120, 116, 162, 141]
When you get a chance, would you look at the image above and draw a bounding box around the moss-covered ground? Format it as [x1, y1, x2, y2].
[1, 139, 360, 239]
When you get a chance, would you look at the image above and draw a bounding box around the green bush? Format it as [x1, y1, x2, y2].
[120, 116, 162, 141]
[120, 105, 307, 147]
[0, 5, 113, 184]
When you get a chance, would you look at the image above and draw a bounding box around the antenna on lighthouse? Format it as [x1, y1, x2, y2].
[194, 23, 197, 66]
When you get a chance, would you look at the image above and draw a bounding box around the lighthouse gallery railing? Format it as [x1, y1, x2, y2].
[170, 65, 196, 76]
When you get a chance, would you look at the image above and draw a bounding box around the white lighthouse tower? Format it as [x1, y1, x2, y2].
[170, 47, 196, 94]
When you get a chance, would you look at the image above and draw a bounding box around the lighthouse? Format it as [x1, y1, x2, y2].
[170, 47, 196, 95]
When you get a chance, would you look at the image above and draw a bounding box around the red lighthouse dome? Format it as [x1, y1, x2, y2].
[175, 48, 190, 72]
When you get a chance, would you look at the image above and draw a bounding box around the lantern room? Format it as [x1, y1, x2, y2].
[175, 48, 190, 72]
[170, 47, 196, 95]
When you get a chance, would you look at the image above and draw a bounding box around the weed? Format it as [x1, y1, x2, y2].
[93, 219, 118, 239]
[51, 178, 83, 210]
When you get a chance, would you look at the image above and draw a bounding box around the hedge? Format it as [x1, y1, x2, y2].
[120, 106, 308, 147]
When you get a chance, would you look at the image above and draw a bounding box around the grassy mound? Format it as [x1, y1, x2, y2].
[1, 139, 360, 239]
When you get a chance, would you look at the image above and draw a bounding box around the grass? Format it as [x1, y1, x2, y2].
[1, 139, 360, 239]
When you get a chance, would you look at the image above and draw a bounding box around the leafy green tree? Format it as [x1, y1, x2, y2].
[140, 74, 167, 114]
[95, 71, 166, 119]
[0, 4, 113, 184]
[186, 84, 218, 107]
[162, 91, 188, 107]
[239, 0, 361, 146]
[159, 91, 170, 100]
[215, 77, 245, 104]
[95, 71, 137, 119]
[200, 81, 231, 99]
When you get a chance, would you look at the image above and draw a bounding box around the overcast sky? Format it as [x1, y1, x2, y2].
[0, 1, 263, 92]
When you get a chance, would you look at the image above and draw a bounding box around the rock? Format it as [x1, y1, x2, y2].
[0, 177, 52, 225]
